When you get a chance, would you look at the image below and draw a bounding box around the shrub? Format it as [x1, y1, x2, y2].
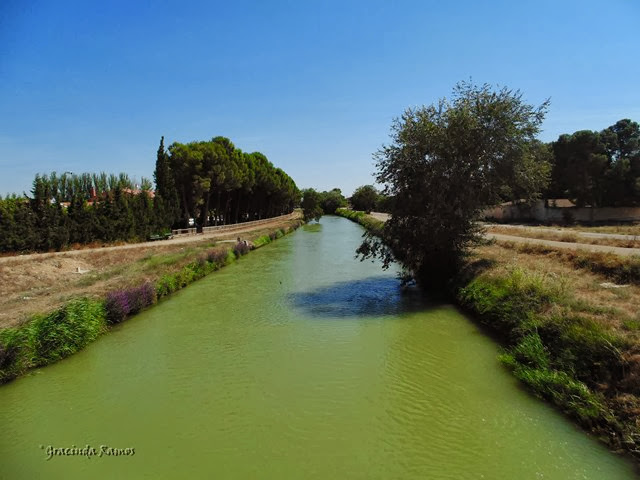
[105, 282, 156, 323]
[156, 274, 178, 298]
[105, 290, 130, 324]
[233, 242, 251, 257]
[253, 235, 271, 248]
[206, 249, 228, 268]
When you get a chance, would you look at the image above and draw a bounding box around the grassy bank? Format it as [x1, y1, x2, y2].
[335, 208, 384, 235]
[455, 259, 640, 457]
[0, 220, 302, 384]
[337, 210, 640, 460]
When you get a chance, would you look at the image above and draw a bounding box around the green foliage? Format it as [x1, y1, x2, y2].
[0, 327, 32, 383]
[506, 333, 550, 369]
[458, 264, 629, 443]
[319, 188, 347, 214]
[166, 137, 299, 228]
[301, 188, 324, 221]
[0, 136, 299, 253]
[500, 360, 606, 423]
[548, 119, 640, 206]
[253, 235, 272, 248]
[27, 299, 106, 365]
[459, 267, 564, 338]
[358, 81, 551, 288]
[350, 185, 379, 213]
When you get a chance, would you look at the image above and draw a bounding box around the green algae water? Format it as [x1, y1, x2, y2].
[0, 216, 636, 479]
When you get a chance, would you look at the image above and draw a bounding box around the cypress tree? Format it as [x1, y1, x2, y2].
[153, 136, 180, 229]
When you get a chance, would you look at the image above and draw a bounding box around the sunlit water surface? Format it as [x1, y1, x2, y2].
[0, 216, 636, 479]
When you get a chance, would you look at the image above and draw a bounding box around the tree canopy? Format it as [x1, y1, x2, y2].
[547, 119, 640, 206]
[301, 188, 347, 220]
[164, 137, 299, 228]
[0, 137, 298, 253]
[357, 81, 551, 287]
[350, 185, 379, 213]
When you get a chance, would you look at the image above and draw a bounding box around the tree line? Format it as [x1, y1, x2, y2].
[300, 185, 395, 221]
[155, 136, 298, 229]
[546, 119, 640, 207]
[0, 136, 298, 253]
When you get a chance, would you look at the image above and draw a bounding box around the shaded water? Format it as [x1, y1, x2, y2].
[0, 216, 636, 479]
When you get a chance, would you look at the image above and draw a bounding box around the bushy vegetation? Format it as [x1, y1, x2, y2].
[457, 266, 635, 452]
[301, 188, 347, 220]
[105, 282, 156, 324]
[546, 119, 640, 207]
[357, 81, 551, 288]
[0, 299, 106, 382]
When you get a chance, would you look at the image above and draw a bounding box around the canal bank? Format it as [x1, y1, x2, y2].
[0, 216, 636, 479]
[335, 208, 640, 464]
[0, 216, 303, 384]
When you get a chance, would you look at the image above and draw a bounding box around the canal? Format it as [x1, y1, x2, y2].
[0, 216, 635, 478]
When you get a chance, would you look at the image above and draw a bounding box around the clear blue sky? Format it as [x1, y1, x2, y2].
[1, 0, 639, 197]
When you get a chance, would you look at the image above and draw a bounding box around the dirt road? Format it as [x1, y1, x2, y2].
[367, 212, 640, 256]
[487, 232, 640, 256]
[0, 212, 300, 265]
[485, 223, 640, 241]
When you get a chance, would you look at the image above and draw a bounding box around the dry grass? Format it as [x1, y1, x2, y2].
[573, 224, 640, 236]
[475, 243, 640, 337]
[0, 217, 302, 328]
[487, 225, 640, 248]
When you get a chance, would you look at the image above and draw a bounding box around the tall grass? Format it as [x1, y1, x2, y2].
[457, 265, 633, 452]
[0, 299, 106, 382]
[500, 241, 640, 285]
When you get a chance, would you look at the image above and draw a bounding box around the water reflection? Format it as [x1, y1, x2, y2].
[290, 276, 436, 318]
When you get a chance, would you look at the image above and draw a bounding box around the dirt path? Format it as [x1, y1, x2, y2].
[488, 232, 640, 256]
[0, 212, 299, 265]
[485, 223, 640, 241]
[368, 212, 390, 222]
[366, 212, 640, 256]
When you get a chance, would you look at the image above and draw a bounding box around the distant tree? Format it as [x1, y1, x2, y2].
[153, 136, 180, 228]
[301, 188, 323, 221]
[375, 193, 395, 213]
[357, 81, 550, 287]
[547, 119, 640, 206]
[549, 131, 608, 206]
[350, 185, 379, 213]
[320, 188, 347, 214]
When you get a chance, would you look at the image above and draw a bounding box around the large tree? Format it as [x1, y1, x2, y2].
[350, 185, 379, 213]
[357, 81, 550, 288]
[547, 119, 640, 207]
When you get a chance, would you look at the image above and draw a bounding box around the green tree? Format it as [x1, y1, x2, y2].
[320, 188, 347, 214]
[358, 81, 550, 288]
[350, 185, 379, 213]
[301, 188, 323, 221]
[153, 136, 180, 228]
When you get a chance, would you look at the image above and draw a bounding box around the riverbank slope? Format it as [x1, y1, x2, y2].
[0, 213, 303, 383]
